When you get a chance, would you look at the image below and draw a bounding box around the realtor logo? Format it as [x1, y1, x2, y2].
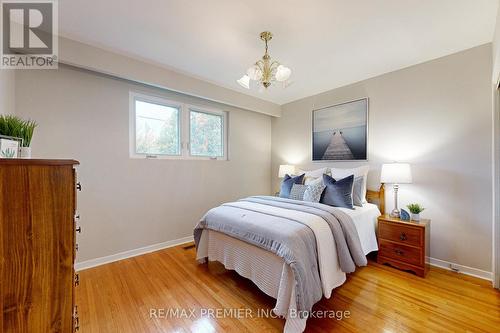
[1, 0, 58, 69]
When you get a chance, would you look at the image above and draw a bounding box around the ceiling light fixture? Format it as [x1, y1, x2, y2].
[237, 31, 292, 90]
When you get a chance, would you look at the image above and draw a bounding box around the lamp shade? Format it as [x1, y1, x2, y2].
[275, 65, 292, 82]
[380, 163, 412, 184]
[237, 75, 250, 89]
[278, 164, 295, 178]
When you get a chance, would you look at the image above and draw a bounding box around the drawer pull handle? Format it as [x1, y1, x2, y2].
[76, 226, 82, 234]
[399, 233, 407, 241]
[75, 273, 80, 287]
[75, 243, 79, 252]
[74, 305, 80, 331]
[76, 182, 82, 191]
[394, 249, 404, 255]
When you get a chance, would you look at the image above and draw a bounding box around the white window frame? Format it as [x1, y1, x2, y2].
[129, 92, 228, 160]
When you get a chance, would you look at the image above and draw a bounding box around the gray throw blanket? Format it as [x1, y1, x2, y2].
[193, 196, 367, 314]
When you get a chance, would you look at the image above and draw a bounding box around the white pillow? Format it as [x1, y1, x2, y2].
[298, 167, 330, 185]
[330, 166, 370, 203]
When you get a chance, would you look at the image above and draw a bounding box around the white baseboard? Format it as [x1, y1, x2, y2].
[75, 238, 493, 282]
[75, 235, 194, 271]
[427, 257, 493, 281]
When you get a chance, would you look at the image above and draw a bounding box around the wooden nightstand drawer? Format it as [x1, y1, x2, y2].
[377, 215, 430, 277]
[379, 240, 423, 266]
[379, 221, 423, 247]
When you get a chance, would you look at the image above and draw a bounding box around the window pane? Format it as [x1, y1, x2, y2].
[135, 100, 180, 155]
[190, 110, 223, 157]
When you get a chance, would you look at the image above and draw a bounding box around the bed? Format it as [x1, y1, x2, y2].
[194, 177, 385, 333]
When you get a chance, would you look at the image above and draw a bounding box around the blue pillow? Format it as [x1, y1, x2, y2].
[279, 174, 305, 198]
[321, 174, 354, 209]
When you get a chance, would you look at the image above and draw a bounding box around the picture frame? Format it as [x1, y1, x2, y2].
[0, 135, 22, 158]
[312, 98, 368, 161]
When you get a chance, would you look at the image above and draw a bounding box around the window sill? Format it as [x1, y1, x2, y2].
[129, 155, 228, 161]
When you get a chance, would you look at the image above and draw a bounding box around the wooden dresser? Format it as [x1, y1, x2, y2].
[377, 214, 430, 277]
[0, 159, 80, 332]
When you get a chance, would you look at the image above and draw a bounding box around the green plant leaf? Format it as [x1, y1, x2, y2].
[407, 203, 424, 214]
[0, 115, 37, 147]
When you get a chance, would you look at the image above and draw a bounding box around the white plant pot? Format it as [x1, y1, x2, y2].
[410, 213, 420, 222]
[20, 147, 32, 159]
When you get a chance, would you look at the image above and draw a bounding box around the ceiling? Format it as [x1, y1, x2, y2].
[59, 0, 499, 105]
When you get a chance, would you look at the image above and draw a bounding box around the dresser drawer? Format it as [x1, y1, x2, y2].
[379, 240, 423, 266]
[379, 221, 423, 247]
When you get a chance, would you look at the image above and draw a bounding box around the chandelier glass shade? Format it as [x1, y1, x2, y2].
[238, 31, 291, 89]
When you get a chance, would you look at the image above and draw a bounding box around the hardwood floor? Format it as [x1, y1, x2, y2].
[76, 243, 500, 332]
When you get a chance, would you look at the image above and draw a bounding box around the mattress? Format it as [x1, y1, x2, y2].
[196, 202, 380, 333]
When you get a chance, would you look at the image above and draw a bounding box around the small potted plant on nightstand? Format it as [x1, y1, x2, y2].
[407, 203, 424, 222]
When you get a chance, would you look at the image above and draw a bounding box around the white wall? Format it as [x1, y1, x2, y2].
[272, 44, 493, 273]
[493, 5, 500, 84]
[15, 65, 272, 262]
[491, 6, 500, 287]
[0, 70, 15, 115]
[59, 37, 281, 117]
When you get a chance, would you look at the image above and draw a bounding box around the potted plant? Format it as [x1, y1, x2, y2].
[0, 115, 37, 158]
[0, 115, 22, 158]
[0, 114, 23, 137]
[19, 119, 37, 158]
[407, 203, 425, 222]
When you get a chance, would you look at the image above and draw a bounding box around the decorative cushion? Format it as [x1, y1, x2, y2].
[279, 173, 305, 198]
[289, 184, 307, 200]
[321, 174, 354, 209]
[352, 177, 364, 207]
[303, 178, 326, 202]
[330, 166, 369, 203]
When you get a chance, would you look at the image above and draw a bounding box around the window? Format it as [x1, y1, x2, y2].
[135, 100, 180, 156]
[189, 109, 224, 157]
[130, 92, 227, 160]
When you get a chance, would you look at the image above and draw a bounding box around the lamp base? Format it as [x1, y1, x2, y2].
[391, 184, 400, 218]
[390, 208, 400, 218]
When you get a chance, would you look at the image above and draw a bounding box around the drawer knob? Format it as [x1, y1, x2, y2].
[76, 226, 82, 234]
[399, 233, 407, 241]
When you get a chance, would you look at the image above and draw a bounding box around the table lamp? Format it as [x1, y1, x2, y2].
[278, 164, 295, 178]
[380, 163, 412, 218]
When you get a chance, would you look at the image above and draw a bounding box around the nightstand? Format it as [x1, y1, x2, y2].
[377, 214, 430, 277]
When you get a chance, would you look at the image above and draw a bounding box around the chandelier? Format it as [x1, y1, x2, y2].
[237, 31, 292, 89]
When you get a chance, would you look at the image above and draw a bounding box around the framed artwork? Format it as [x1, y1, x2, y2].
[312, 98, 368, 161]
[0, 136, 21, 158]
